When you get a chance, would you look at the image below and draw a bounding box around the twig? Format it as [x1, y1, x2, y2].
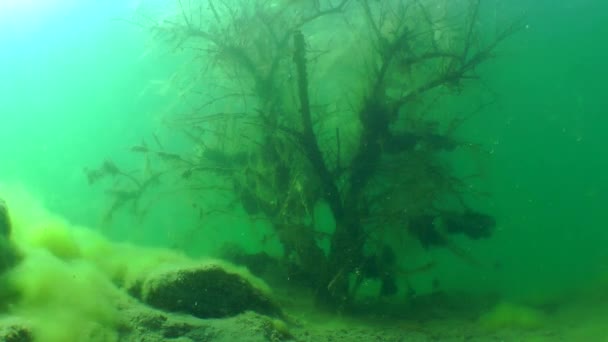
[335, 128, 341, 171]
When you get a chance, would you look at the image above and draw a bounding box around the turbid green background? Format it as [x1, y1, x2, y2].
[1, 0, 606, 301]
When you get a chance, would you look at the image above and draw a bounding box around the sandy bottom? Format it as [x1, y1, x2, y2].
[1, 280, 607, 342]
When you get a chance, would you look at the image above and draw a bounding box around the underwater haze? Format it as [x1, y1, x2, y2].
[1, 0, 608, 341]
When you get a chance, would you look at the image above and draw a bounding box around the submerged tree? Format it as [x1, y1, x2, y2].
[89, 0, 519, 308]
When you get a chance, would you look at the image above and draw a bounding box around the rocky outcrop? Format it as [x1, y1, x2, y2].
[0, 318, 32, 342]
[128, 262, 283, 319]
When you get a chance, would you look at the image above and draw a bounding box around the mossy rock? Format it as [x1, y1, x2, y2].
[0, 318, 33, 342]
[0, 199, 20, 275]
[131, 262, 282, 319]
[0, 199, 11, 238]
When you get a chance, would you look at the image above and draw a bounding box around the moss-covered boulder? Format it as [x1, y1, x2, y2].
[0, 199, 20, 274]
[0, 199, 12, 238]
[0, 318, 32, 342]
[129, 261, 282, 319]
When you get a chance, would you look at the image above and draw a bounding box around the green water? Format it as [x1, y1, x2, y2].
[1, 0, 607, 337]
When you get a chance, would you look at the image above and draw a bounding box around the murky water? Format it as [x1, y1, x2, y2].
[1, 1, 606, 341]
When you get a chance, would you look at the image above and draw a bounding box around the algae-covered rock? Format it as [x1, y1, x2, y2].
[0, 199, 21, 274]
[0, 199, 12, 238]
[119, 303, 293, 342]
[0, 318, 33, 342]
[131, 261, 282, 319]
[0, 236, 19, 274]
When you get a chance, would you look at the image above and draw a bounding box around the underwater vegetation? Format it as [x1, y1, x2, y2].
[2, 0, 608, 341]
[1, 186, 607, 341]
[86, 0, 521, 310]
[0, 186, 288, 341]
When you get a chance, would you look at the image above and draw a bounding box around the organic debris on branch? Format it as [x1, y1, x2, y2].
[89, 0, 520, 309]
